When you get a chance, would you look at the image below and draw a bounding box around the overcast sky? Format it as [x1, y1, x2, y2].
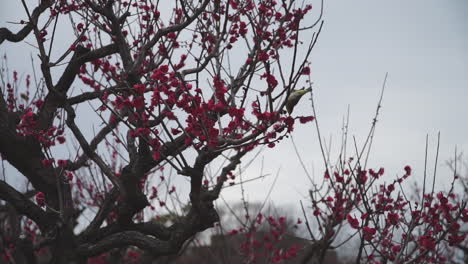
[1, 1, 467, 211]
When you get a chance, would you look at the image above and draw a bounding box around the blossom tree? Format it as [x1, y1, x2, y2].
[214, 130, 468, 263]
[0, 0, 321, 263]
[294, 91, 468, 263]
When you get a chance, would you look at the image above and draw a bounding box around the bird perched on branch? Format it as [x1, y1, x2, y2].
[286, 88, 312, 114]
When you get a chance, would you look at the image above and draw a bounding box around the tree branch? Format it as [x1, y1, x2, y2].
[0, 0, 54, 45]
[0, 180, 56, 231]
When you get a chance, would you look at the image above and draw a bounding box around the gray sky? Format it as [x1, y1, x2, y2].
[1, 0, 467, 209]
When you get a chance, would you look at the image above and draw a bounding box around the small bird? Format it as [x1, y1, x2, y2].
[286, 88, 312, 114]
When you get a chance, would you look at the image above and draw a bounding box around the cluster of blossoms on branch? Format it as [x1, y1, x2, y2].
[300, 158, 468, 264]
[229, 214, 304, 263]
